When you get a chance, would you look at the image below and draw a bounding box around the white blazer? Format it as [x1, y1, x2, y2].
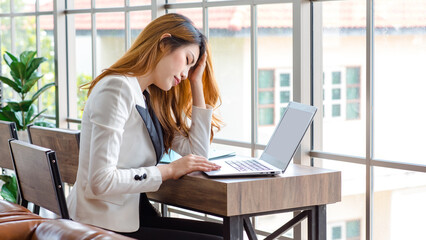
[67, 75, 213, 232]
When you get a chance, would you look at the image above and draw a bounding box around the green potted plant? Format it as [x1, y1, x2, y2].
[0, 50, 55, 131]
[0, 50, 54, 203]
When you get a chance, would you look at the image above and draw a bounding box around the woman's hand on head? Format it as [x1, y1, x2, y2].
[157, 154, 220, 181]
[188, 51, 207, 108]
[188, 51, 207, 85]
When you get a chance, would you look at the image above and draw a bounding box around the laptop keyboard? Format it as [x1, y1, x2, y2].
[225, 159, 273, 172]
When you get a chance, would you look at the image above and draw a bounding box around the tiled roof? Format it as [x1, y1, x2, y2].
[35, 0, 426, 30]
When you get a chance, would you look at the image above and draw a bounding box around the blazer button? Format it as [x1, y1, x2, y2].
[134, 175, 142, 181]
[142, 173, 147, 179]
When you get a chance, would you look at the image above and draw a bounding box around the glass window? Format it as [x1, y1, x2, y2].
[259, 91, 274, 105]
[346, 220, 360, 239]
[39, 15, 56, 116]
[332, 71, 341, 84]
[95, 12, 125, 75]
[346, 87, 359, 100]
[130, 11, 151, 45]
[257, 3, 292, 144]
[373, 0, 426, 164]
[259, 108, 274, 125]
[280, 91, 290, 103]
[332, 104, 340, 117]
[209, 6, 251, 142]
[320, 0, 366, 157]
[68, 13, 92, 121]
[280, 73, 290, 87]
[130, 0, 151, 6]
[315, 159, 366, 240]
[373, 167, 426, 239]
[96, 0, 123, 8]
[346, 102, 359, 120]
[259, 70, 274, 89]
[332, 88, 341, 100]
[0, 0, 10, 12]
[332, 226, 342, 240]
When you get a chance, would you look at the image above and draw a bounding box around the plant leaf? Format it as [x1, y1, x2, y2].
[22, 72, 43, 93]
[0, 76, 22, 93]
[5, 100, 33, 112]
[31, 82, 55, 101]
[29, 108, 47, 124]
[26, 56, 47, 79]
[25, 104, 36, 125]
[10, 61, 26, 83]
[20, 51, 37, 67]
[0, 174, 18, 203]
[3, 51, 18, 67]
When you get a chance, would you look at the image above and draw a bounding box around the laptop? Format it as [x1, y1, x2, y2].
[205, 102, 317, 177]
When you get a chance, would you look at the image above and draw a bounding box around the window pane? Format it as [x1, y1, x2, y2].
[175, 8, 203, 32]
[280, 91, 290, 103]
[39, 15, 55, 117]
[258, 70, 274, 88]
[314, 159, 366, 240]
[346, 87, 359, 100]
[346, 220, 360, 238]
[130, 0, 151, 6]
[373, 167, 426, 239]
[130, 11, 151, 45]
[373, 0, 426, 164]
[0, 0, 9, 12]
[320, 0, 366, 157]
[332, 71, 341, 84]
[14, 0, 34, 12]
[280, 73, 290, 87]
[259, 108, 273, 125]
[209, 6, 251, 142]
[96, 0, 123, 8]
[332, 226, 341, 240]
[0, 17, 12, 100]
[96, 12, 125, 75]
[332, 104, 340, 117]
[259, 91, 273, 105]
[68, 13, 92, 121]
[67, 0, 91, 9]
[15, 16, 36, 54]
[257, 3, 292, 144]
[346, 102, 359, 120]
[332, 88, 341, 100]
[346, 67, 360, 84]
[40, 0, 53, 11]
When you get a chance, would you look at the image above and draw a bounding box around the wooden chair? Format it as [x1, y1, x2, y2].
[27, 125, 80, 185]
[0, 120, 18, 170]
[8, 139, 69, 219]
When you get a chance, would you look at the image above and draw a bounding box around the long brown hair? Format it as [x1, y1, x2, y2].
[83, 13, 222, 153]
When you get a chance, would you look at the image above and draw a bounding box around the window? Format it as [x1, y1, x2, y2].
[258, 70, 275, 126]
[329, 220, 361, 240]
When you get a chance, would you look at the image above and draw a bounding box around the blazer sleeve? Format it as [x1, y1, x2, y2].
[87, 77, 162, 197]
[171, 105, 213, 158]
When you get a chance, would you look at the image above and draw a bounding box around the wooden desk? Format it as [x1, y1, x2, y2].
[148, 164, 341, 240]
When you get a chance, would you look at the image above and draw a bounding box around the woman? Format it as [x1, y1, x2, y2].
[67, 13, 223, 239]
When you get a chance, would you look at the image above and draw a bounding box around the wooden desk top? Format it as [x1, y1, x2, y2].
[147, 164, 341, 217]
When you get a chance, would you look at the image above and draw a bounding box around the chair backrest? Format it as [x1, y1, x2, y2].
[0, 121, 18, 170]
[27, 125, 80, 185]
[8, 139, 69, 219]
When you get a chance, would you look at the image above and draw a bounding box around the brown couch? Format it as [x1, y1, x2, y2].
[0, 200, 133, 240]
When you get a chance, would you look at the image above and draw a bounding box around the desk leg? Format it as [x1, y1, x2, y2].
[223, 216, 243, 240]
[316, 205, 326, 240]
[309, 205, 326, 240]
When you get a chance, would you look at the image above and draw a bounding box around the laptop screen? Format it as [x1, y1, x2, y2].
[260, 102, 317, 170]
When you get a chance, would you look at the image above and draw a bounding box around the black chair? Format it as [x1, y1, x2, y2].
[27, 125, 80, 185]
[8, 139, 69, 219]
